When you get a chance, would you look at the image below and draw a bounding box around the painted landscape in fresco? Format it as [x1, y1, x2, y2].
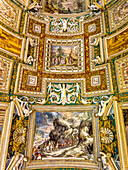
[45, 0, 85, 14]
[0, 109, 5, 139]
[123, 110, 128, 146]
[32, 111, 93, 160]
[51, 45, 78, 67]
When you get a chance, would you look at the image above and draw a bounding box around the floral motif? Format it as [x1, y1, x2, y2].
[100, 127, 114, 144]
[13, 126, 26, 144]
[8, 117, 28, 154]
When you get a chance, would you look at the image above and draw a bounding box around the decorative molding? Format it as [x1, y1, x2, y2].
[0, 25, 26, 59]
[108, 0, 128, 32]
[115, 55, 128, 93]
[0, 0, 22, 32]
[104, 25, 128, 60]
[0, 55, 14, 94]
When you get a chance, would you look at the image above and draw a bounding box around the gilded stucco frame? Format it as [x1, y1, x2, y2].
[24, 105, 101, 170]
[0, 102, 14, 170]
[104, 25, 128, 61]
[113, 101, 128, 170]
[43, 38, 85, 74]
[108, 0, 128, 32]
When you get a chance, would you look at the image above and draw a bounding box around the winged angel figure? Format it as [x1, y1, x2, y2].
[47, 82, 81, 105]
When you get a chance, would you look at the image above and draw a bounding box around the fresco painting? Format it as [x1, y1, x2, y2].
[107, 28, 128, 56]
[51, 45, 78, 67]
[123, 110, 128, 146]
[45, 0, 85, 14]
[0, 109, 5, 139]
[32, 111, 93, 160]
[1, 0, 128, 169]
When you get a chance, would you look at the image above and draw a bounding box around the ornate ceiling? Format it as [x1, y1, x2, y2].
[0, 0, 128, 170]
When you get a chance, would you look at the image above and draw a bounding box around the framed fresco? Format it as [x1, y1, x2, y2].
[44, 0, 88, 14]
[24, 105, 101, 169]
[123, 109, 128, 147]
[44, 38, 85, 73]
[113, 101, 128, 169]
[118, 102, 128, 151]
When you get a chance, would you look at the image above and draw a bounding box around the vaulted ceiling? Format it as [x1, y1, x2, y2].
[0, 0, 128, 170]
